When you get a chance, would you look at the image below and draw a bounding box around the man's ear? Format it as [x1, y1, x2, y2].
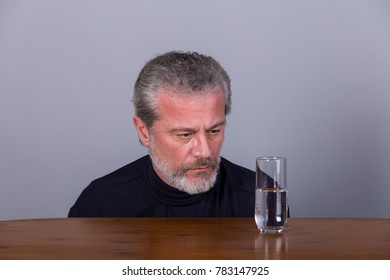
[133, 116, 151, 147]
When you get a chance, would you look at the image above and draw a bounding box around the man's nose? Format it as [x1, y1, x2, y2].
[192, 134, 212, 158]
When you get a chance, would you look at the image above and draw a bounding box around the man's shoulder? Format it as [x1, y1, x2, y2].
[90, 155, 150, 188]
[68, 155, 151, 217]
[77, 155, 150, 200]
[220, 157, 255, 192]
[221, 157, 255, 177]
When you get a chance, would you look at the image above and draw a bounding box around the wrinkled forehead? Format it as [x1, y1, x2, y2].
[154, 88, 225, 120]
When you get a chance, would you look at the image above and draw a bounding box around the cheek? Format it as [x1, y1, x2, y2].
[157, 140, 189, 161]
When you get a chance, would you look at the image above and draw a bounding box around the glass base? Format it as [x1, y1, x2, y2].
[259, 227, 284, 234]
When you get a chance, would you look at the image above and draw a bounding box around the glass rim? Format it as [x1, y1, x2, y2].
[256, 156, 286, 160]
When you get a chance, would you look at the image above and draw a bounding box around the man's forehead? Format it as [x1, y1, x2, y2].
[157, 88, 224, 109]
[153, 88, 226, 128]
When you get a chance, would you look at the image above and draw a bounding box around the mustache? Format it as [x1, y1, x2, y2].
[183, 157, 219, 170]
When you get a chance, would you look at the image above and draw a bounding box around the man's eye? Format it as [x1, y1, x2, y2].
[209, 129, 221, 135]
[178, 133, 191, 139]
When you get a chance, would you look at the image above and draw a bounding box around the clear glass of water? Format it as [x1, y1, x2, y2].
[255, 157, 288, 233]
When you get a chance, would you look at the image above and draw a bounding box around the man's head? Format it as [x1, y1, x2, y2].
[132, 51, 231, 194]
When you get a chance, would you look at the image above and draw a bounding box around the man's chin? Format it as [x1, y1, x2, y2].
[185, 171, 217, 185]
[174, 171, 218, 194]
[178, 182, 214, 195]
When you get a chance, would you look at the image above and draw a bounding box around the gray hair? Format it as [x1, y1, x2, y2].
[133, 51, 232, 129]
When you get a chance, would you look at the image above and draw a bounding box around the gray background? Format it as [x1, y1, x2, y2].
[1, 0, 389, 220]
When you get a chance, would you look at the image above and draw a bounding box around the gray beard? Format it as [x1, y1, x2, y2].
[149, 148, 220, 194]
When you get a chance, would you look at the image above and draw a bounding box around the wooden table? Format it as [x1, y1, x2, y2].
[0, 218, 389, 259]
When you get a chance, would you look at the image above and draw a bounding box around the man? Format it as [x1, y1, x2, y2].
[68, 51, 255, 217]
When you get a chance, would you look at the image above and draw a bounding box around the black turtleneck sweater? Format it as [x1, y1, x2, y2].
[68, 155, 255, 217]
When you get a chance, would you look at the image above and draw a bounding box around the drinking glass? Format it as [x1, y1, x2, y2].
[255, 157, 288, 233]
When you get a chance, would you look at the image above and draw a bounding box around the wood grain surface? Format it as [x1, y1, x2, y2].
[1, 218, 389, 259]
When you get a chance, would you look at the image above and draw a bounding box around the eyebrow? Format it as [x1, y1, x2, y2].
[169, 120, 226, 133]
